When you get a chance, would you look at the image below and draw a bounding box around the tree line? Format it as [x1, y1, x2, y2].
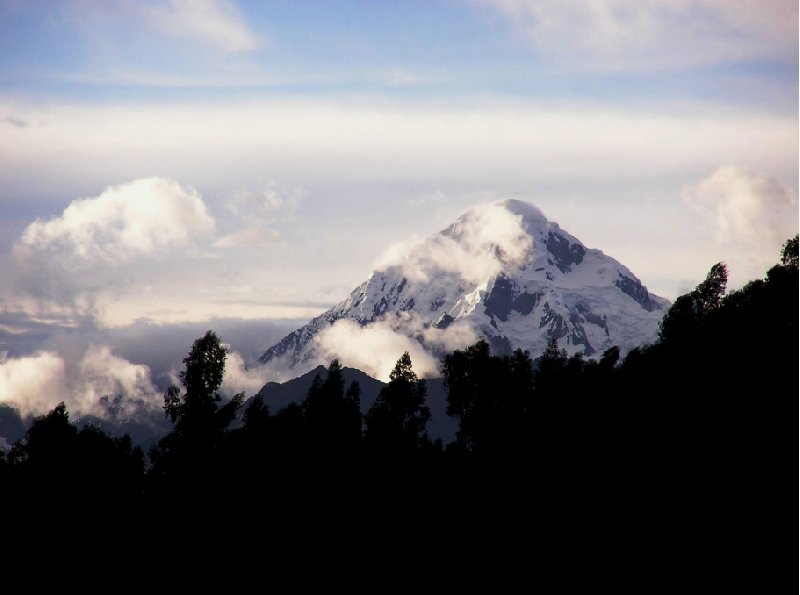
[1, 236, 796, 515]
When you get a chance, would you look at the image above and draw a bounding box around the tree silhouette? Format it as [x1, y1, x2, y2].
[364, 352, 430, 457]
[7, 402, 143, 502]
[148, 330, 243, 494]
[442, 340, 529, 455]
[780, 235, 798, 268]
[302, 359, 362, 457]
[659, 262, 728, 343]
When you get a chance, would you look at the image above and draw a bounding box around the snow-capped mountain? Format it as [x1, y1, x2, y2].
[260, 200, 669, 376]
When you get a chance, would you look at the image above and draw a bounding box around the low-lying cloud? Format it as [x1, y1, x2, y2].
[313, 312, 479, 382]
[0, 339, 274, 422]
[314, 319, 440, 381]
[0, 344, 159, 419]
[221, 349, 273, 396]
[0, 351, 66, 418]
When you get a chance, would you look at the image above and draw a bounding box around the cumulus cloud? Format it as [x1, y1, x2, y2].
[10, 178, 216, 315]
[0, 345, 161, 419]
[15, 178, 214, 266]
[377, 202, 532, 284]
[73, 344, 160, 417]
[0, 351, 66, 418]
[145, 0, 261, 54]
[683, 165, 798, 284]
[480, 0, 798, 71]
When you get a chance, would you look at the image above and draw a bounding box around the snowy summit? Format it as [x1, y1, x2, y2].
[260, 200, 669, 379]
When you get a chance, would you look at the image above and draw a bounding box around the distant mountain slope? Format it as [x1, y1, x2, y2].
[256, 365, 457, 442]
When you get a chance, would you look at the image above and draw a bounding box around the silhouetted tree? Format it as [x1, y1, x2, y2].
[364, 352, 430, 457]
[658, 262, 728, 343]
[780, 234, 798, 268]
[302, 359, 362, 457]
[7, 402, 143, 502]
[148, 330, 243, 494]
[442, 340, 535, 456]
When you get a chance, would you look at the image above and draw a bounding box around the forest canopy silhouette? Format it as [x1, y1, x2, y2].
[1, 236, 796, 514]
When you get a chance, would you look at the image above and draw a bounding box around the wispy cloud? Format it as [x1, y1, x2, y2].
[478, 0, 798, 71]
[144, 0, 261, 54]
[226, 182, 305, 217]
[213, 226, 281, 248]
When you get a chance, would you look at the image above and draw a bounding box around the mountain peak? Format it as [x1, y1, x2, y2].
[260, 200, 668, 380]
[496, 198, 549, 225]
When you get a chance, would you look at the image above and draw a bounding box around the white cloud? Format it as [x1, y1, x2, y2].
[684, 166, 798, 245]
[74, 344, 160, 416]
[683, 165, 799, 285]
[377, 202, 532, 284]
[480, 0, 798, 71]
[0, 344, 161, 419]
[310, 309, 479, 382]
[314, 318, 440, 381]
[145, 0, 261, 54]
[221, 349, 271, 396]
[10, 178, 216, 315]
[0, 351, 66, 418]
[15, 177, 215, 266]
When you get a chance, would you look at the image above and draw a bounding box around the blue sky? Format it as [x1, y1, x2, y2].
[1, 1, 796, 106]
[0, 0, 797, 414]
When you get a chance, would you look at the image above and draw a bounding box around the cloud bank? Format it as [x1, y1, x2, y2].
[0, 339, 273, 421]
[0, 345, 160, 419]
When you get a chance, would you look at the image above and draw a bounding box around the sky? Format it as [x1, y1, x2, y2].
[0, 0, 797, 418]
